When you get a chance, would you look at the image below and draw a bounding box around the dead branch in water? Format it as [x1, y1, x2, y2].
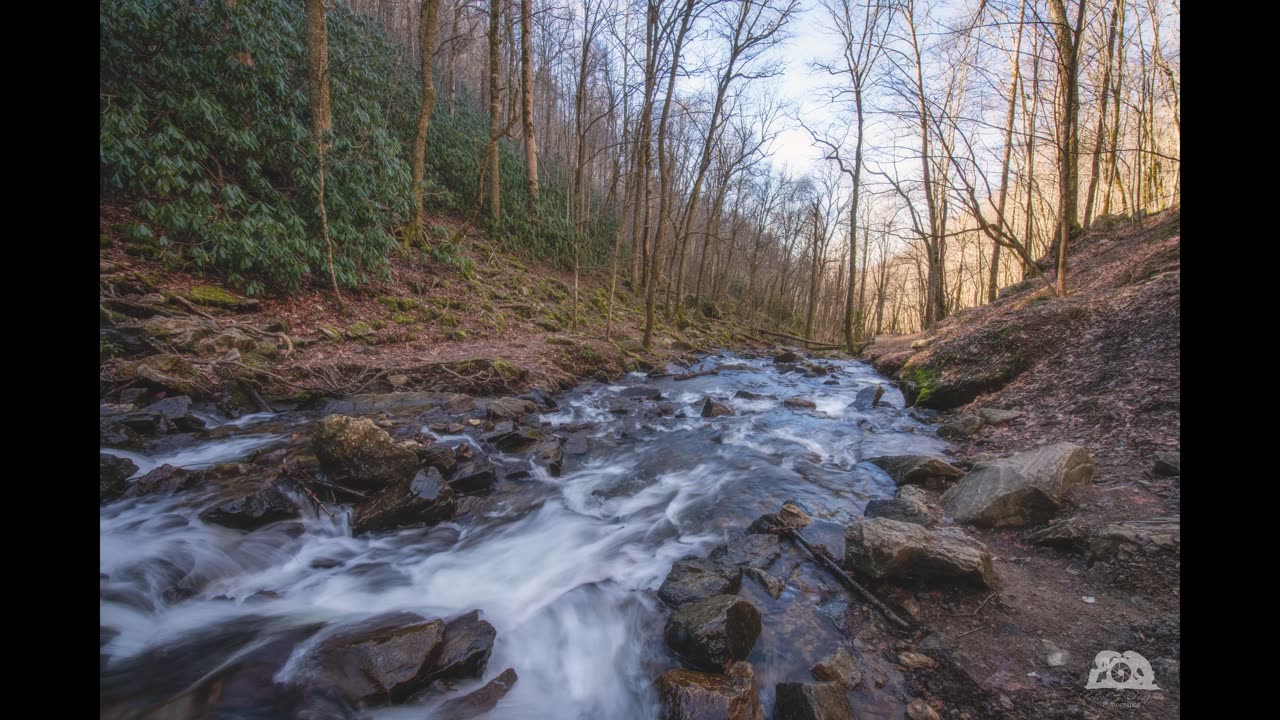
[782, 528, 912, 630]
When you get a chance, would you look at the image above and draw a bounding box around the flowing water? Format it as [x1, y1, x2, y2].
[100, 352, 948, 719]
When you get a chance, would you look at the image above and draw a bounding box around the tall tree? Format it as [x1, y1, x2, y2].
[306, 0, 341, 300]
[1046, 0, 1087, 297]
[410, 0, 442, 247]
[520, 0, 539, 203]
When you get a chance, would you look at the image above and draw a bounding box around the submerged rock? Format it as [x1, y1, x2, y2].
[907, 698, 941, 720]
[200, 481, 299, 530]
[708, 531, 781, 570]
[312, 415, 418, 491]
[940, 443, 1094, 527]
[810, 647, 862, 688]
[866, 456, 964, 488]
[665, 595, 762, 671]
[844, 517, 996, 589]
[656, 662, 764, 720]
[434, 668, 518, 720]
[125, 464, 204, 498]
[773, 351, 800, 364]
[352, 467, 456, 535]
[659, 557, 742, 608]
[621, 386, 664, 400]
[784, 397, 817, 410]
[772, 681, 853, 720]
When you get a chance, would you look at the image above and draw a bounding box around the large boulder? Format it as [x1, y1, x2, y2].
[664, 595, 762, 671]
[352, 467, 456, 535]
[864, 486, 939, 526]
[129, 354, 211, 398]
[844, 517, 996, 590]
[124, 464, 205, 498]
[200, 481, 299, 530]
[658, 557, 742, 608]
[851, 384, 885, 410]
[866, 456, 964, 488]
[100, 454, 138, 503]
[312, 415, 419, 491]
[1152, 451, 1180, 476]
[772, 682, 853, 720]
[656, 662, 764, 720]
[940, 443, 1094, 527]
[297, 612, 445, 705]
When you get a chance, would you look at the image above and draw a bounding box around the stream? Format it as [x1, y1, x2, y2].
[100, 352, 950, 719]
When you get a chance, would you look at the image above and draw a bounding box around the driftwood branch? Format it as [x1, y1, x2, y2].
[782, 528, 912, 630]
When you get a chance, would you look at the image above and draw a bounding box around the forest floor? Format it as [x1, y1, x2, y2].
[98, 205, 755, 409]
[862, 208, 1181, 719]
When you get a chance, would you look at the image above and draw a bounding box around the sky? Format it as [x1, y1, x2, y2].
[765, 3, 843, 176]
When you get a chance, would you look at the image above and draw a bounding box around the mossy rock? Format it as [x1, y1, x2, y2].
[379, 296, 421, 312]
[346, 322, 375, 340]
[391, 312, 417, 325]
[186, 285, 244, 309]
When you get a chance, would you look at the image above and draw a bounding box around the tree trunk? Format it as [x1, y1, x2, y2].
[410, 0, 441, 247]
[306, 0, 341, 300]
[520, 0, 539, 203]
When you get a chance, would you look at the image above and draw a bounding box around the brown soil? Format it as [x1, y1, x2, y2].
[861, 209, 1181, 719]
[99, 206, 753, 405]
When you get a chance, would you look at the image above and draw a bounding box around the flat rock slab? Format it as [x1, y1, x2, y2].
[659, 557, 743, 609]
[845, 517, 996, 589]
[978, 407, 1024, 425]
[867, 456, 964, 487]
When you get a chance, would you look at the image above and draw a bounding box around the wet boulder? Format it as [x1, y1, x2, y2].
[534, 436, 564, 476]
[851, 384, 885, 410]
[100, 453, 137, 503]
[866, 456, 964, 488]
[429, 610, 497, 682]
[352, 467, 456, 535]
[773, 351, 800, 364]
[937, 415, 985, 439]
[659, 557, 743, 608]
[733, 390, 771, 401]
[119, 395, 206, 434]
[434, 668, 518, 720]
[708, 531, 781, 570]
[844, 517, 996, 590]
[313, 415, 419, 491]
[741, 568, 783, 599]
[865, 486, 937, 526]
[124, 464, 205, 498]
[773, 682, 853, 720]
[656, 662, 764, 720]
[489, 426, 543, 452]
[701, 397, 735, 418]
[100, 417, 142, 448]
[200, 481, 299, 530]
[450, 458, 498, 495]
[664, 595, 762, 671]
[940, 443, 1094, 527]
[784, 397, 817, 410]
[296, 611, 445, 705]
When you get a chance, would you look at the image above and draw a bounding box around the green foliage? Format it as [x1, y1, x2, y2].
[101, 0, 411, 292]
[101, 0, 621, 293]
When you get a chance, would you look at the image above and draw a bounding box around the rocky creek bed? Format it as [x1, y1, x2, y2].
[100, 349, 1176, 719]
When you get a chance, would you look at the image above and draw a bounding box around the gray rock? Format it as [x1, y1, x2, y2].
[1041, 640, 1067, 668]
[845, 517, 996, 589]
[656, 662, 764, 720]
[865, 487, 937, 526]
[907, 698, 941, 720]
[313, 415, 419, 491]
[774, 351, 800, 364]
[1152, 451, 1180, 476]
[938, 415, 985, 439]
[852, 384, 885, 410]
[430, 610, 497, 682]
[867, 456, 964, 488]
[664, 595, 762, 671]
[1088, 519, 1181, 565]
[621, 386, 664, 400]
[978, 408, 1024, 425]
[659, 557, 742, 608]
[772, 682, 852, 720]
[809, 648, 862, 688]
[125, 464, 204, 498]
[297, 612, 445, 705]
[451, 459, 498, 495]
[486, 397, 537, 420]
[742, 567, 784, 599]
[940, 443, 1094, 527]
[1026, 517, 1089, 549]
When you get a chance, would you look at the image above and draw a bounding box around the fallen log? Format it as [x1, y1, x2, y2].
[673, 368, 719, 381]
[753, 328, 844, 351]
